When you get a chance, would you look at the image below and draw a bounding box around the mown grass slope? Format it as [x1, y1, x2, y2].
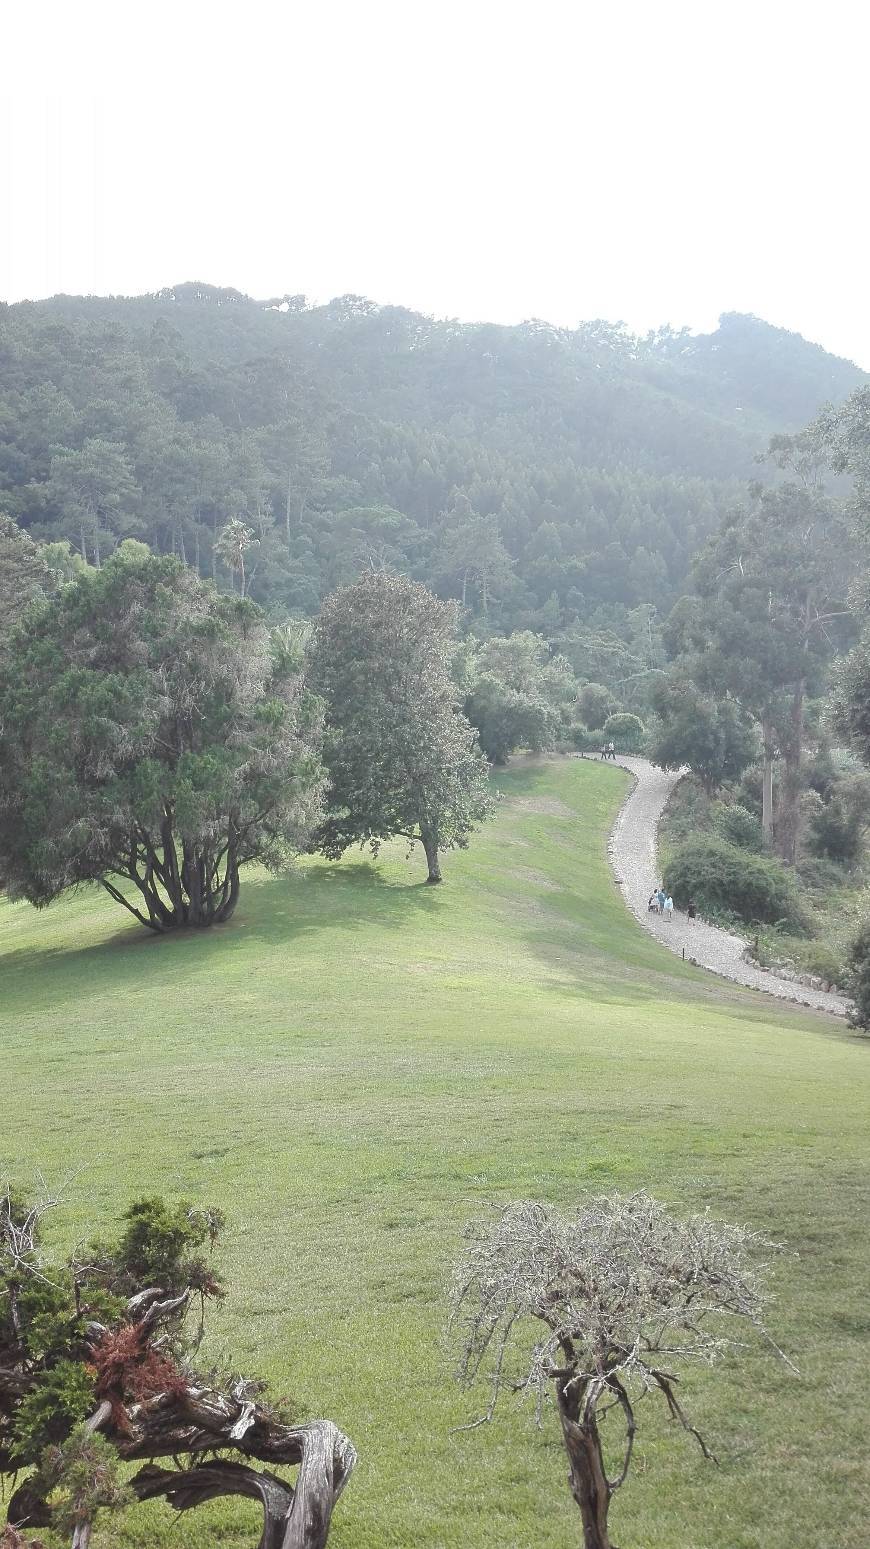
[1, 757, 868, 1549]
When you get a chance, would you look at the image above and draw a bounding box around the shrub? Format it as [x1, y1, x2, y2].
[801, 946, 845, 987]
[712, 801, 763, 852]
[603, 711, 645, 751]
[796, 855, 844, 891]
[565, 724, 603, 753]
[845, 921, 870, 1031]
[12, 1360, 95, 1463]
[663, 836, 805, 928]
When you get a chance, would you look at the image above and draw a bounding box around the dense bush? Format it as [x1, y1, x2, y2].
[603, 711, 645, 751]
[845, 921, 870, 1031]
[807, 788, 868, 864]
[712, 801, 763, 852]
[577, 682, 617, 730]
[663, 835, 805, 927]
[796, 855, 844, 891]
[565, 724, 605, 753]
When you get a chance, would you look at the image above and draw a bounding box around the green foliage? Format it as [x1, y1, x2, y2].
[565, 725, 604, 753]
[463, 632, 576, 764]
[650, 676, 757, 791]
[712, 801, 763, 852]
[682, 480, 856, 862]
[309, 571, 492, 880]
[845, 920, 870, 1030]
[115, 1197, 223, 1291]
[0, 515, 55, 651]
[576, 682, 617, 730]
[832, 631, 870, 767]
[602, 711, 645, 750]
[0, 543, 324, 929]
[664, 835, 805, 927]
[801, 945, 844, 987]
[807, 789, 867, 863]
[12, 1360, 95, 1463]
[42, 1427, 132, 1537]
[0, 293, 862, 641]
[1, 1193, 226, 1483]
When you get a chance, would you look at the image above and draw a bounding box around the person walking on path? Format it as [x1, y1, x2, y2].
[687, 900, 697, 924]
[656, 885, 666, 913]
[664, 894, 674, 923]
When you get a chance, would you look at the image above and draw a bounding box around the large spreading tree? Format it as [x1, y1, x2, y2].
[0, 542, 324, 929]
[309, 570, 492, 882]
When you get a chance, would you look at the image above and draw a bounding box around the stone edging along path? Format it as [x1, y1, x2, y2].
[601, 754, 850, 1019]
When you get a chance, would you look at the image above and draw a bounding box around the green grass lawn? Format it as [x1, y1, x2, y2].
[2, 757, 868, 1549]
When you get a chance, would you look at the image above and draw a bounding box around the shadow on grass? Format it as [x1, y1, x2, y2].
[0, 860, 442, 1004]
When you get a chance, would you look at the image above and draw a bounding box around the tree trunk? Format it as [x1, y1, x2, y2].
[420, 824, 442, 884]
[557, 1397, 613, 1549]
[761, 715, 775, 847]
[776, 680, 805, 866]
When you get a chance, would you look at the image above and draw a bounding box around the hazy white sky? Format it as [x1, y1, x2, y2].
[3, 0, 869, 362]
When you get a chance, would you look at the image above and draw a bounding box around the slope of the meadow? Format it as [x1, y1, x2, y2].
[1, 758, 868, 1549]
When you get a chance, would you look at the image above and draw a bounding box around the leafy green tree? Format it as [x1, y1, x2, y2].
[464, 631, 577, 764]
[214, 517, 259, 595]
[577, 681, 616, 731]
[0, 543, 323, 929]
[808, 386, 870, 545]
[832, 632, 870, 764]
[46, 439, 140, 566]
[309, 571, 492, 882]
[435, 513, 514, 615]
[0, 515, 54, 650]
[602, 711, 645, 751]
[650, 676, 756, 793]
[680, 481, 854, 860]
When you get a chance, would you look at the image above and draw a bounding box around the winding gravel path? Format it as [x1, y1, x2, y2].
[604, 755, 850, 1018]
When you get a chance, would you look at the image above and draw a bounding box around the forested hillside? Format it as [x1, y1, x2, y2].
[1, 285, 864, 642]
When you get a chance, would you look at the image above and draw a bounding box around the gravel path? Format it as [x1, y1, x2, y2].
[604, 755, 850, 1018]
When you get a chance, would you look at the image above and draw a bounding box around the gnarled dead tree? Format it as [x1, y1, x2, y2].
[1, 1187, 355, 1549]
[449, 1191, 791, 1549]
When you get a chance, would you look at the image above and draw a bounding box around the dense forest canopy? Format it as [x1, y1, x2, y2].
[1, 285, 864, 644]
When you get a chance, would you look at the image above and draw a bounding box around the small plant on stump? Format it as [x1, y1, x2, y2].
[449, 1190, 789, 1549]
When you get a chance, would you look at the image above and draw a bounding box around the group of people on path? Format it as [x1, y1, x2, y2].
[599, 741, 617, 759]
[648, 886, 697, 924]
[649, 885, 674, 920]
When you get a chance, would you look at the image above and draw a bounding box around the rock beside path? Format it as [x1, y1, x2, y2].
[602, 755, 850, 1019]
